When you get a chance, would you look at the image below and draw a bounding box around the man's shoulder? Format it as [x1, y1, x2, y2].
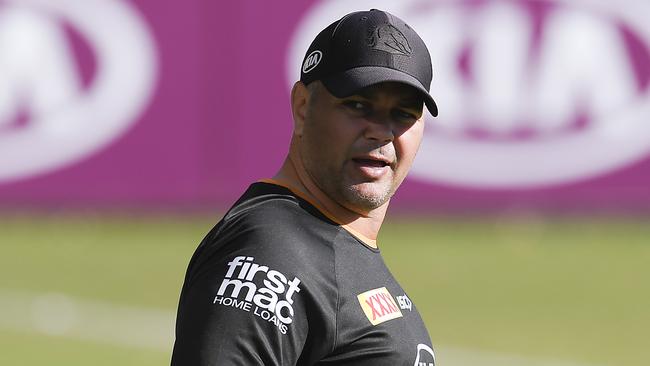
[185, 182, 339, 288]
[224, 181, 335, 230]
[204, 182, 340, 257]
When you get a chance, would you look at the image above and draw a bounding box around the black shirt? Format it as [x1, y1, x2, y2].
[171, 181, 435, 365]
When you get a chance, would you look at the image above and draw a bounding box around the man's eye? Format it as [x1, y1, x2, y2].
[344, 101, 369, 112]
[394, 109, 418, 122]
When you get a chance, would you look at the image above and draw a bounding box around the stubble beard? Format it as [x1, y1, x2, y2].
[340, 180, 394, 212]
[301, 147, 397, 214]
[314, 167, 397, 214]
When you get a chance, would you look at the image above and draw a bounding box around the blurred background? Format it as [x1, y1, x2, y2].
[1, 0, 649, 365]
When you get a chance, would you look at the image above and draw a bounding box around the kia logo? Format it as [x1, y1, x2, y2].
[302, 50, 323, 73]
[0, 0, 157, 183]
[288, 0, 650, 188]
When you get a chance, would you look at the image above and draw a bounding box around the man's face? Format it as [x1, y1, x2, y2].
[298, 81, 425, 214]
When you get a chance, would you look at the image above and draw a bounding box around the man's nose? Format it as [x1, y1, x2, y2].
[363, 115, 394, 143]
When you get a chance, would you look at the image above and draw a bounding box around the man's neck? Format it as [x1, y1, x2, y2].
[272, 157, 387, 245]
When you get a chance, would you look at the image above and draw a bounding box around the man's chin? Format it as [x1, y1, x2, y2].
[343, 182, 393, 211]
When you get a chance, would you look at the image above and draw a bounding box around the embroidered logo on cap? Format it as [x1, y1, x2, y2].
[302, 50, 322, 73]
[357, 287, 403, 325]
[368, 24, 412, 56]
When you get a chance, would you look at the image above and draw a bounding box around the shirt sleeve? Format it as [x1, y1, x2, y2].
[171, 203, 338, 365]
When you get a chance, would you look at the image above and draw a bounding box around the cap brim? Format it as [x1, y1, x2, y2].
[322, 66, 438, 117]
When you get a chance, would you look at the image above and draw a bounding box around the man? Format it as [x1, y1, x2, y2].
[171, 8, 438, 365]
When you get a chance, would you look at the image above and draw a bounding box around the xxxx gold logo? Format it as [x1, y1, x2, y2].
[357, 287, 403, 325]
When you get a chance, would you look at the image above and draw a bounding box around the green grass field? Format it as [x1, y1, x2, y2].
[1, 212, 648, 365]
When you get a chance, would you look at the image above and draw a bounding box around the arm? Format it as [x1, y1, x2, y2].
[171, 210, 337, 365]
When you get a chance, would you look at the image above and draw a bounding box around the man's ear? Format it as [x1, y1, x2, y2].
[290, 81, 309, 136]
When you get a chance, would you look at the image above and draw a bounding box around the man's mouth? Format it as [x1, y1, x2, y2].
[352, 158, 390, 168]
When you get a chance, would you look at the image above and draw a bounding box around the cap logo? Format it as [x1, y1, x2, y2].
[368, 24, 412, 56]
[302, 50, 322, 73]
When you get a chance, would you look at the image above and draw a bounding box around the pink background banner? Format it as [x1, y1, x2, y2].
[1, 0, 649, 212]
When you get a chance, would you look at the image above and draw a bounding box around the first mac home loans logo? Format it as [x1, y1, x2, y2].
[214, 256, 303, 334]
[0, 0, 157, 183]
[288, 0, 650, 189]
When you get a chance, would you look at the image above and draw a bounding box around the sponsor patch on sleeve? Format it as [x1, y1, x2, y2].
[357, 287, 403, 325]
[213, 256, 302, 335]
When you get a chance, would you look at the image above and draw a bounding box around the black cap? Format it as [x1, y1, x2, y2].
[300, 9, 438, 117]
